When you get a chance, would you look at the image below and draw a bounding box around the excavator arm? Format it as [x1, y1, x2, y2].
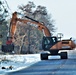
[10, 12, 51, 39]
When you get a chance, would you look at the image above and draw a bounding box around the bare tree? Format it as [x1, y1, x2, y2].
[14, 1, 56, 54]
[0, 0, 9, 45]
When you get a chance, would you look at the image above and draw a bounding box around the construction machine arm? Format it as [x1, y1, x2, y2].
[10, 12, 51, 39]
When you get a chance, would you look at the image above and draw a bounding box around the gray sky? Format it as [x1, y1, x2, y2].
[6, 0, 76, 39]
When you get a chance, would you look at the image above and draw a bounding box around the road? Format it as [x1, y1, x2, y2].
[7, 50, 76, 75]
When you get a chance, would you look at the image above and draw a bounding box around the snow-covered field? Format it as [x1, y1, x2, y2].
[0, 49, 76, 75]
[0, 54, 40, 75]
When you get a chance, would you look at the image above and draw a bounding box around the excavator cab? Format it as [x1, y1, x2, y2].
[42, 36, 58, 50]
[41, 36, 68, 60]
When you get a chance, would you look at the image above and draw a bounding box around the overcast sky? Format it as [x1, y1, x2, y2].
[6, 0, 76, 39]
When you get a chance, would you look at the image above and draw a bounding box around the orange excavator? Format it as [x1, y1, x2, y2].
[4, 12, 76, 59]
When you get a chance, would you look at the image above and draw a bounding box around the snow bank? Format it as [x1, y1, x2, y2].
[0, 54, 40, 74]
[0, 50, 75, 75]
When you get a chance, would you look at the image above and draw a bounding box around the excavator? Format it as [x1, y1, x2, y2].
[2, 12, 76, 59]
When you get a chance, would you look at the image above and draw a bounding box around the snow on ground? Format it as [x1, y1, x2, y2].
[0, 54, 40, 75]
[0, 49, 76, 75]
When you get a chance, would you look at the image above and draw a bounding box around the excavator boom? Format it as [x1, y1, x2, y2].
[10, 12, 51, 39]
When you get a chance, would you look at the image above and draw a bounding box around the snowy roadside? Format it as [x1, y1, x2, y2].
[0, 54, 40, 74]
[0, 49, 76, 75]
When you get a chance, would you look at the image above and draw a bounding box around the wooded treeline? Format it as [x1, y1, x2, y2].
[0, 1, 56, 54]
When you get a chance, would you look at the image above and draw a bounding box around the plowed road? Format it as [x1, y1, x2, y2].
[7, 50, 76, 75]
